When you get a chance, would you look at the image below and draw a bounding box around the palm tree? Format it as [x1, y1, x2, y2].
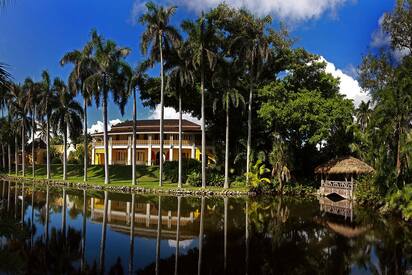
[50, 78, 83, 180]
[119, 63, 144, 185]
[356, 100, 372, 132]
[213, 61, 245, 188]
[38, 70, 57, 180]
[60, 42, 95, 182]
[9, 83, 30, 177]
[84, 30, 130, 184]
[182, 14, 218, 188]
[0, 63, 11, 91]
[139, 1, 181, 186]
[166, 41, 195, 188]
[231, 15, 271, 185]
[23, 77, 40, 178]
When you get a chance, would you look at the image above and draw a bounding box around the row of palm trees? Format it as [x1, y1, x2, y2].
[1, 2, 273, 188]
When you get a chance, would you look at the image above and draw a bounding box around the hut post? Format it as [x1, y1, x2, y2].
[350, 174, 354, 199]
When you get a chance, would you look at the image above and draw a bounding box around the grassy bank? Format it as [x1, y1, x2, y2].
[0, 164, 248, 192]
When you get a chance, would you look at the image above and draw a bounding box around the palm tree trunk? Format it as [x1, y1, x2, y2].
[197, 197, 205, 275]
[22, 123, 25, 177]
[62, 188, 67, 236]
[63, 124, 67, 181]
[246, 76, 253, 186]
[174, 196, 181, 275]
[8, 143, 11, 174]
[178, 94, 182, 188]
[99, 191, 108, 273]
[2, 144, 5, 171]
[32, 106, 35, 178]
[132, 88, 137, 185]
[155, 195, 162, 275]
[83, 98, 88, 182]
[46, 117, 50, 180]
[159, 34, 164, 187]
[224, 107, 229, 189]
[15, 135, 18, 175]
[396, 122, 401, 176]
[200, 33, 206, 189]
[224, 197, 228, 273]
[103, 91, 110, 184]
[129, 193, 135, 274]
[81, 189, 87, 272]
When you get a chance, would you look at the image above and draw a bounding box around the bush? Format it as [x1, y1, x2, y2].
[164, 159, 201, 183]
[385, 185, 412, 221]
[186, 171, 202, 187]
[355, 175, 384, 207]
[207, 171, 225, 187]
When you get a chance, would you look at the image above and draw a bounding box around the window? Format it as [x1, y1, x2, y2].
[137, 152, 144, 161]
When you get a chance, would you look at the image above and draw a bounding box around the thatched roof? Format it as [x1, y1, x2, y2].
[326, 222, 369, 238]
[314, 156, 374, 174]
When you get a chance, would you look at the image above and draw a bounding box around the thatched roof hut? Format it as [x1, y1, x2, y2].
[315, 156, 374, 175]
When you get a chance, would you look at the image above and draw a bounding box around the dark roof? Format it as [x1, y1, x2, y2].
[92, 119, 201, 135]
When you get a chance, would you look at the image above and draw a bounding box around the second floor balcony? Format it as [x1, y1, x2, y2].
[93, 139, 199, 147]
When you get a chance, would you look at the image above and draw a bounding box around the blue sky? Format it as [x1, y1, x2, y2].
[0, 0, 394, 131]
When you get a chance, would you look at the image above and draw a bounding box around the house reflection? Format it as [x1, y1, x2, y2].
[90, 197, 198, 240]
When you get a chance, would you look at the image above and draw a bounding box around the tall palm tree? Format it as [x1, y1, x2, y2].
[0, 63, 11, 91]
[9, 83, 30, 177]
[213, 61, 245, 188]
[38, 70, 57, 180]
[231, 15, 271, 185]
[166, 41, 195, 188]
[119, 63, 145, 185]
[50, 78, 83, 181]
[23, 77, 40, 178]
[356, 100, 372, 132]
[60, 42, 95, 182]
[139, 1, 181, 186]
[182, 14, 218, 188]
[84, 30, 130, 184]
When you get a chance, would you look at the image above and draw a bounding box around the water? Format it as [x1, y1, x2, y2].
[0, 180, 411, 274]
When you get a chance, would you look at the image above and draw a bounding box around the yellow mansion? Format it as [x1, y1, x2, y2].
[91, 119, 214, 166]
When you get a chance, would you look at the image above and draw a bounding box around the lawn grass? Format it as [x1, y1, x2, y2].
[2, 164, 248, 192]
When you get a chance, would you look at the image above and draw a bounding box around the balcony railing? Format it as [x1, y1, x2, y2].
[93, 140, 197, 147]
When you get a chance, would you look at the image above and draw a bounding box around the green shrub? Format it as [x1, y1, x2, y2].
[164, 159, 201, 183]
[386, 185, 412, 221]
[355, 175, 383, 207]
[186, 171, 202, 187]
[207, 171, 225, 187]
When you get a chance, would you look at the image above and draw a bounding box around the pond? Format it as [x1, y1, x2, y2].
[0, 180, 411, 274]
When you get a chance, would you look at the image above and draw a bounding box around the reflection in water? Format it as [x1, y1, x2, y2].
[1, 180, 412, 274]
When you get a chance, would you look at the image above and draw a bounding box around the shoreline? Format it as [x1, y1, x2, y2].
[0, 174, 255, 197]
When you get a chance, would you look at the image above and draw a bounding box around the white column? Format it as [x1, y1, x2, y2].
[108, 137, 113, 165]
[167, 210, 172, 229]
[126, 201, 130, 223]
[91, 147, 95, 165]
[191, 143, 195, 159]
[148, 135, 152, 166]
[146, 203, 151, 227]
[127, 146, 132, 165]
[108, 199, 112, 222]
[169, 146, 173, 161]
[91, 197, 95, 219]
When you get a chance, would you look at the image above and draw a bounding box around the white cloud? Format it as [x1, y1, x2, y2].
[88, 119, 123, 134]
[171, 0, 349, 21]
[321, 56, 370, 107]
[168, 239, 195, 249]
[371, 14, 410, 62]
[129, 1, 147, 25]
[149, 105, 201, 125]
